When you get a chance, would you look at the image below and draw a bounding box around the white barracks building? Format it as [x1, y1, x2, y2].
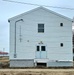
[8, 7, 73, 67]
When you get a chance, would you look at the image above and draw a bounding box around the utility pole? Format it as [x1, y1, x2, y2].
[3, 48, 5, 57]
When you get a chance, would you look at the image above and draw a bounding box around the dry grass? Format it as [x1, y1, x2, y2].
[0, 57, 9, 63]
[0, 57, 74, 75]
[0, 56, 9, 68]
[0, 69, 74, 75]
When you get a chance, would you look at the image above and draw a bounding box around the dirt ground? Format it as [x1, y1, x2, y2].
[0, 69, 74, 75]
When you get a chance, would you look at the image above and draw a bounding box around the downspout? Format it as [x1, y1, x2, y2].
[14, 19, 23, 58]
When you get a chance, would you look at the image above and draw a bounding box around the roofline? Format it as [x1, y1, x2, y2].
[40, 7, 72, 21]
[8, 6, 39, 21]
[8, 6, 72, 22]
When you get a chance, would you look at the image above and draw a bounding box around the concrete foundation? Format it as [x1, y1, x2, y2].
[10, 59, 34, 67]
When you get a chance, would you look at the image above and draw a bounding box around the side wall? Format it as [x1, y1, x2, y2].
[9, 8, 73, 67]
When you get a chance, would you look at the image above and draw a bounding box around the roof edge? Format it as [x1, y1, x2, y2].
[8, 6, 72, 22]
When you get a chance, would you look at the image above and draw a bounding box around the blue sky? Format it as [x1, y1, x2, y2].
[0, 0, 74, 52]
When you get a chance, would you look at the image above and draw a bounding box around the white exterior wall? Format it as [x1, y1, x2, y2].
[9, 7, 73, 66]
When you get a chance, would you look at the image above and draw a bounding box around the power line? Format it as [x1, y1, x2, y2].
[3, 0, 74, 10]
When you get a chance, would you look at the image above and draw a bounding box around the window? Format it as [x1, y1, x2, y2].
[38, 24, 44, 33]
[60, 23, 63, 27]
[41, 46, 45, 51]
[60, 43, 63, 47]
[73, 48, 74, 53]
[37, 46, 39, 51]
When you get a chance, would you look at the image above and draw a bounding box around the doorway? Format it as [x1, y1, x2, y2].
[37, 63, 47, 67]
[36, 45, 47, 59]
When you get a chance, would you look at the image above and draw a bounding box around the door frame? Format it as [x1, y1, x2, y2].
[35, 44, 47, 59]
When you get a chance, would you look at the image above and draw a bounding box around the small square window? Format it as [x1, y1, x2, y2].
[37, 46, 39, 51]
[60, 43, 63, 47]
[60, 23, 63, 27]
[41, 46, 45, 51]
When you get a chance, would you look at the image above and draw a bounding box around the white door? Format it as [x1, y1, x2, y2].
[36, 46, 47, 59]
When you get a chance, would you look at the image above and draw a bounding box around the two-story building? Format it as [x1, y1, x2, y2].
[8, 7, 73, 67]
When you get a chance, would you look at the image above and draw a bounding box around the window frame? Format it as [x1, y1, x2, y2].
[38, 24, 44, 33]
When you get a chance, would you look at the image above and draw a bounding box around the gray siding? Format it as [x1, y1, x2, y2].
[10, 59, 34, 67]
[47, 61, 73, 67]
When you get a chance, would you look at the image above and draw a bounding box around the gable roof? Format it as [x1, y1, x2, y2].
[8, 6, 72, 22]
